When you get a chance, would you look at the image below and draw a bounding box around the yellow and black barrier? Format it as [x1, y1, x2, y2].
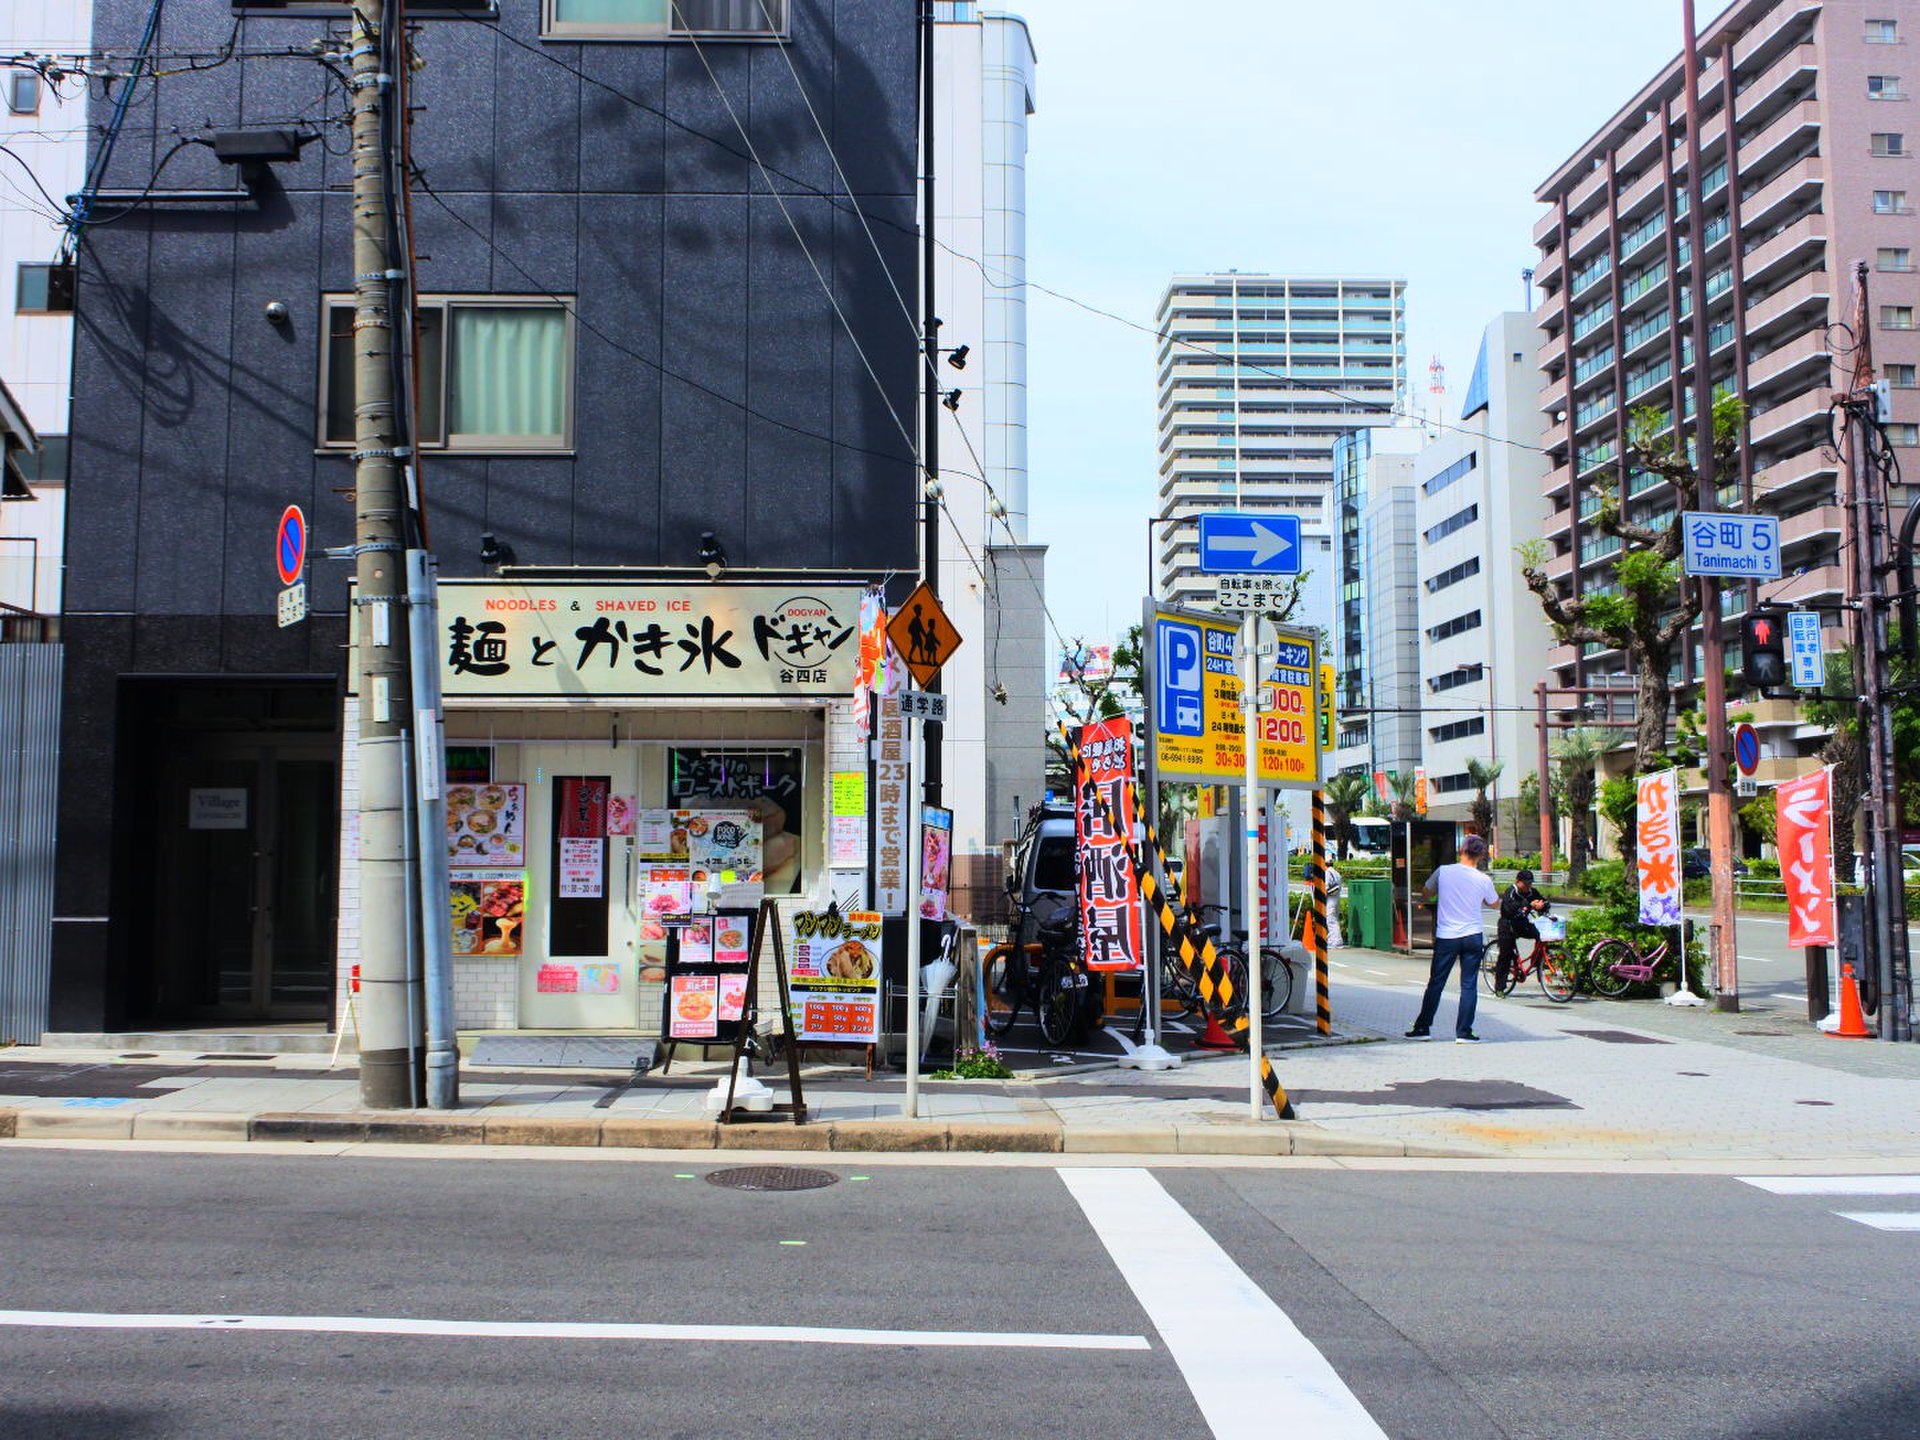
[1058, 723, 1295, 1121]
[1308, 790, 1331, 1035]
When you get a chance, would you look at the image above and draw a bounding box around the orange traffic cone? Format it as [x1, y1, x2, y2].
[1831, 962, 1874, 1040]
[1193, 1008, 1239, 1050]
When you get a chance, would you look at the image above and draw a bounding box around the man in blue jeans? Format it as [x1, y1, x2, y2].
[1405, 834, 1501, 1043]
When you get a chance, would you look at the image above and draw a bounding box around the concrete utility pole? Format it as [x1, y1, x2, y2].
[348, 1, 422, 1108]
[1680, 0, 1740, 1010]
[918, 0, 943, 810]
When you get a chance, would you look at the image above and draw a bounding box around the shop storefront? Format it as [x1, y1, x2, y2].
[336, 579, 869, 1037]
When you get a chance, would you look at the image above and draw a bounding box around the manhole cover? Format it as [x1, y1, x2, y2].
[1563, 1029, 1670, 1045]
[705, 1165, 840, 1193]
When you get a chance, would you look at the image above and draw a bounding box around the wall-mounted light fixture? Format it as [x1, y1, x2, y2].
[699, 531, 727, 580]
[479, 531, 515, 568]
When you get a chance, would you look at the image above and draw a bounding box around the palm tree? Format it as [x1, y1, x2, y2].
[1323, 773, 1369, 859]
[1552, 728, 1612, 880]
[1464, 759, 1504, 849]
[1387, 770, 1419, 825]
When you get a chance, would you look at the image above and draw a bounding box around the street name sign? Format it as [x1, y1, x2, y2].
[897, 689, 948, 723]
[1681, 512, 1781, 579]
[1197, 513, 1301, 574]
[1786, 609, 1826, 689]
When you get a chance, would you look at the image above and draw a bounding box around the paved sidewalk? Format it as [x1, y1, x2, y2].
[2, 947, 1915, 1161]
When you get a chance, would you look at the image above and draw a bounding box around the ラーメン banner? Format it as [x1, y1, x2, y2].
[1635, 768, 1683, 927]
[1074, 716, 1143, 972]
[1775, 767, 1837, 947]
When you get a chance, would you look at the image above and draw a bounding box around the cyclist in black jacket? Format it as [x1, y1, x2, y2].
[1496, 869, 1551, 992]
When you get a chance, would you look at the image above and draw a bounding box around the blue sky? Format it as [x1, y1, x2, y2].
[1016, 0, 1736, 654]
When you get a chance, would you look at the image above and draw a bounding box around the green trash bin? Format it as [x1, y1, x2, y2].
[1347, 877, 1392, 950]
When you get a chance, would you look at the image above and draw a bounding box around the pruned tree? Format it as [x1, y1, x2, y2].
[1520, 393, 1745, 772]
[1465, 758, 1504, 846]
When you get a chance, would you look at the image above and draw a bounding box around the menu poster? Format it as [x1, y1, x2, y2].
[446, 783, 526, 868]
[713, 914, 752, 965]
[537, 963, 578, 994]
[678, 918, 715, 967]
[607, 794, 637, 837]
[450, 871, 525, 956]
[789, 907, 882, 1045]
[718, 972, 749, 1023]
[920, 805, 953, 922]
[641, 866, 694, 919]
[669, 748, 805, 894]
[579, 964, 620, 995]
[558, 837, 604, 899]
[637, 810, 676, 859]
[670, 974, 719, 1039]
[830, 770, 867, 867]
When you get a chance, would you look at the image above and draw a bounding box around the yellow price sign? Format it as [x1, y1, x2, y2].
[1150, 609, 1320, 790]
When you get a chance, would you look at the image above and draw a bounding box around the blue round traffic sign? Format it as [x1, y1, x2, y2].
[1734, 722, 1760, 777]
[276, 505, 307, 587]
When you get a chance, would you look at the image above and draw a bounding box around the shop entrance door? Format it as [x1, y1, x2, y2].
[150, 742, 338, 1021]
[518, 745, 645, 1029]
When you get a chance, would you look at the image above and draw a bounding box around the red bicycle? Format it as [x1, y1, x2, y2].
[1479, 913, 1576, 1004]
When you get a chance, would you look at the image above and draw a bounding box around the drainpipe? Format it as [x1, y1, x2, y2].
[408, 548, 459, 1108]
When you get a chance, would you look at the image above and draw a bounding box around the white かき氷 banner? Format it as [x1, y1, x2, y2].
[1634, 768, 1683, 927]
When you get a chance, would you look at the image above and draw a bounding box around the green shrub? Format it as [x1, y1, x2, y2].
[1747, 858, 1780, 879]
[1559, 894, 1707, 997]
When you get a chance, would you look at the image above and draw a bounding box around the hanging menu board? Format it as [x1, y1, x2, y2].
[788, 908, 882, 1045]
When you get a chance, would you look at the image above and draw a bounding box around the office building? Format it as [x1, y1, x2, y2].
[1331, 425, 1425, 782]
[1531, 0, 1916, 777]
[1413, 313, 1553, 851]
[1154, 273, 1407, 631]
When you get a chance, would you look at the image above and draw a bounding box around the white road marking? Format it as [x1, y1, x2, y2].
[1833, 1213, 1920, 1232]
[1740, 1176, 1920, 1196]
[1061, 1167, 1388, 1440]
[0, 1309, 1149, 1350]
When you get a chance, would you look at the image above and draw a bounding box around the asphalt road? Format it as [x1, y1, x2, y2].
[2, 1148, 1916, 1439]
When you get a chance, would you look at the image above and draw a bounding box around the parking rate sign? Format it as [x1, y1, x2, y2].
[1149, 608, 1319, 789]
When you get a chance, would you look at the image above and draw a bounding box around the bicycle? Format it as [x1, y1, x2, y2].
[1584, 930, 1681, 999]
[982, 894, 1097, 1045]
[1479, 911, 1577, 1004]
[1188, 902, 1294, 1022]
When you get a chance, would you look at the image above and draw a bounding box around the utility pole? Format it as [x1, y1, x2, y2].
[1681, 0, 1740, 1011]
[1841, 262, 1914, 1041]
[918, 0, 943, 810]
[348, 1, 422, 1107]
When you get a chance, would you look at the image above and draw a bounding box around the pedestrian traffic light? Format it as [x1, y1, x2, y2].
[1742, 611, 1786, 691]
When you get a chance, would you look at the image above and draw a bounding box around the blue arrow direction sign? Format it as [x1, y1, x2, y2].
[1786, 609, 1826, 689]
[1681, 512, 1781, 579]
[1197, 513, 1302, 575]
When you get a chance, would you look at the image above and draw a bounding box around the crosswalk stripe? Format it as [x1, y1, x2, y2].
[1061, 1167, 1389, 1440]
[1832, 1213, 1920, 1232]
[1739, 1176, 1920, 1197]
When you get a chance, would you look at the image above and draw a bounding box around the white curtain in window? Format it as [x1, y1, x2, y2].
[449, 308, 566, 439]
[551, 0, 669, 22]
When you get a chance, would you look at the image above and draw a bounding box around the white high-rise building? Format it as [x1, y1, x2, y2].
[1412, 313, 1553, 851]
[933, 4, 1044, 911]
[0, 2, 88, 623]
[1154, 273, 1408, 633]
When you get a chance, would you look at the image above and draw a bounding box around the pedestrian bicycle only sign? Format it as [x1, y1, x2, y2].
[1147, 604, 1321, 789]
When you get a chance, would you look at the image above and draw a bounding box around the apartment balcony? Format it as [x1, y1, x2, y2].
[1746, 327, 1829, 396]
[1735, 98, 1820, 184]
[1617, 116, 1662, 177]
[1732, 1, 1819, 73]
[1538, 371, 1569, 414]
[1744, 268, 1830, 343]
[1541, 460, 1573, 502]
[1569, 163, 1609, 219]
[1534, 208, 1563, 249]
[1741, 209, 1826, 290]
[1534, 245, 1564, 292]
[1752, 445, 1840, 502]
[1735, 42, 1818, 128]
[1567, 205, 1613, 265]
[1739, 154, 1824, 235]
[1540, 416, 1571, 453]
[1547, 641, 1580, 674]
[1616, 162, 1666, 226]
[1760, 562, 1846, 607]
[1749, 388, 1830, 446]
[1777, 503, 1844, 549]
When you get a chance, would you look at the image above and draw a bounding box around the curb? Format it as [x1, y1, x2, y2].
[0, 1103, 1487, 1158]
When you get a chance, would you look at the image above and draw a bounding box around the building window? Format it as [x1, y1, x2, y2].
[1874, 189, 1910, 213]
[1428, 716, 1487, 744]
[234, 1, 497, 12]
[1867, 18, 1900, 43]
[1869, 75, 1904, 100]
[1874, 132, 1910, 156]
[542, 0, 789, 38]
[1427, 610, 1483, 643]
[1423, 504, 1479, 544]
[1889, 423, 1920, 447]
[15, 262, 75, 314]
[1420, 452, 1477, 497]
[5, 73, 39, 115]
[1425, 556, 1482, 593]
[1433, 773, 1475, 795]
[1882, 305, 1916, 330]
[321, 297, 573, 451]
[1880, 247, 1915, 272]
[1888, 363, 1918, 388]
[1428, 662, 1485, 693]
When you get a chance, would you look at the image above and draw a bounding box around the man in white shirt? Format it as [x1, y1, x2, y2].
[1405, 834, 1500, 1043]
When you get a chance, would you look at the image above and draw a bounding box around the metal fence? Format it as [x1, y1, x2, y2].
[0, 643, 60, 1043]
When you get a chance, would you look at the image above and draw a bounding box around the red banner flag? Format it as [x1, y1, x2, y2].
[1075, 717, 1144, 973]
[1775, 767, 1837, 947]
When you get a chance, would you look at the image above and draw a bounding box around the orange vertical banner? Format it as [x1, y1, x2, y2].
[1776, 767, 1837, 947]
[1635, 768, 1683, 927]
